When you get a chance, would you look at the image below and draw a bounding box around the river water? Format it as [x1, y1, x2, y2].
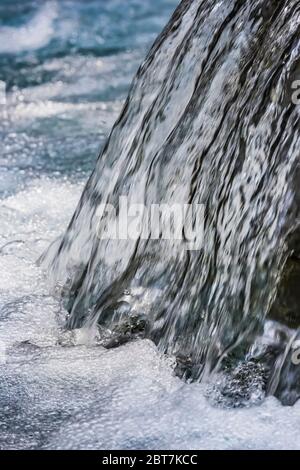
[0, 0, 299, 450]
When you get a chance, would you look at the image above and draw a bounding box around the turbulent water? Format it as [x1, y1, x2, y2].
[44, 0, 300, 398]
[1, 0, 300, 450]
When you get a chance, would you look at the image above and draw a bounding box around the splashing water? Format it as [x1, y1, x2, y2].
[0, 2, 58, 54]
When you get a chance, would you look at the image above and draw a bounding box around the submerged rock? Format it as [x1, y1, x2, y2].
[269, 257, 300, 329]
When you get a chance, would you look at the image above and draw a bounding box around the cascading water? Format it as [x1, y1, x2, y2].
[42, 0, 300, 404]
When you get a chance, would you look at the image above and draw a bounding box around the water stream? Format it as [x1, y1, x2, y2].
[1, 0, 300, 450]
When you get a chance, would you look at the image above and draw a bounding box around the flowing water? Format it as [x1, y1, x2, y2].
[1, 0, 300, 450]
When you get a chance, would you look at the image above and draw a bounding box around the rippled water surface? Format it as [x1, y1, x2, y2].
[0, 0, 300, 450]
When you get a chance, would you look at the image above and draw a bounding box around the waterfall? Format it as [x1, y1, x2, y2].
[42, 0, 300, 402]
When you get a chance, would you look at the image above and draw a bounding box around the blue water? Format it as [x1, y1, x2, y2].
[0, 0, 300, 450]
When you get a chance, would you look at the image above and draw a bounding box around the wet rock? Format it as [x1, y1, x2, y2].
[100, 314, 148, 349]
[175, 354, 199, 381]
